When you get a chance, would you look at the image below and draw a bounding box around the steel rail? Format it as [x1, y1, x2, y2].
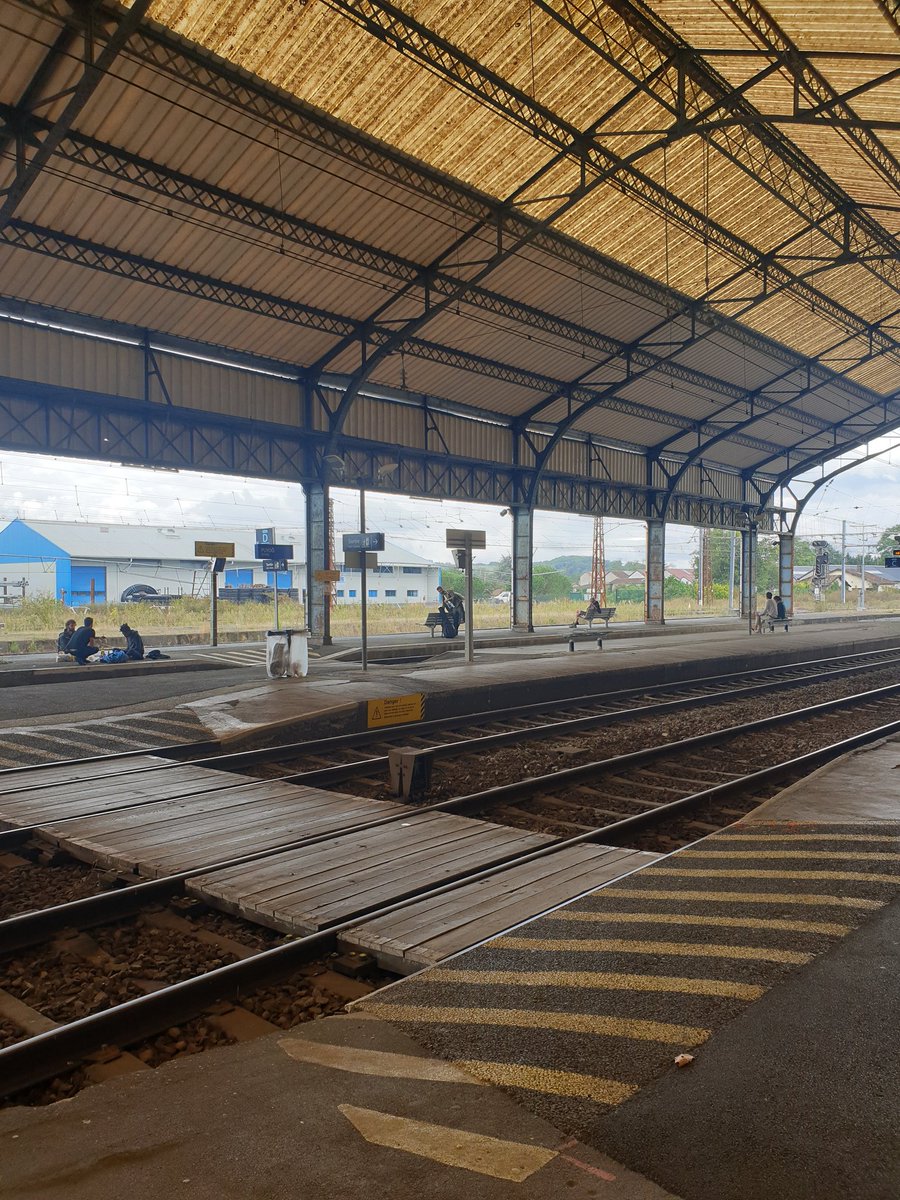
[1, 712, 899, 1099]
[2, 643, 898, 796]
[1, 648, 898, 850]
[2, 679, 899, 954]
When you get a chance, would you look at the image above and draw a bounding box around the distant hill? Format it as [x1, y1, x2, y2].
[539, 555, 592, 581]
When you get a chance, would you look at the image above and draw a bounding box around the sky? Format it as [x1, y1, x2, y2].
[1, 438, 898, 567]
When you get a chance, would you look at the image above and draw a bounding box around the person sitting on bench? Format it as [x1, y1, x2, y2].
[774, 595, 789, 632]
[752, 592, 778, 633]
[572, 596, 602, 628]
[436, 585, 464, 639]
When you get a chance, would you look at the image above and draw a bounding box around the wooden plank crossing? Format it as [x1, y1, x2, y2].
[340, 845, 660, 974]
[0, 759, 238, 830]
[0, 755, 176, 820]
[188, 814, 553, 935]
[32, 780, 413, 877]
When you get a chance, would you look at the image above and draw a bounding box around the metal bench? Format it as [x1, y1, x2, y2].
[424, 612, 444, 637]
[585, 605, 617, 630]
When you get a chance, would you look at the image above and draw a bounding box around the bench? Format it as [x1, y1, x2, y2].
[425, 610, 466, 638]
[576, 605, 616, 631]
[424, 612, 443, 637]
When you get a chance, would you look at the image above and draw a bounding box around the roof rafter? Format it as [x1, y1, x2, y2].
[317, 0, 897, 379]
[0, 0, 154, 226]
[14, 0, 883, 413]
[1, 104, 785, 411]
[1, 217, 787, 452]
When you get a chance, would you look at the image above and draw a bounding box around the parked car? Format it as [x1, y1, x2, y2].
[489, 591, 512, 604]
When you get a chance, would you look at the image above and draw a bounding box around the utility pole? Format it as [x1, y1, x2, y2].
[728, 531, 736, 612]
[841, 520, 847, 604]
[590, 517, 607, 604]
[360, 486, 368, 671]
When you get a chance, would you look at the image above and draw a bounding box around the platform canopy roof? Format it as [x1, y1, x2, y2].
[0, 0, 898, 493]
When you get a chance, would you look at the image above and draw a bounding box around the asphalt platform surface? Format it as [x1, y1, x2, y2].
[594, 892, 900, 1200]
[358, 821, 900, 1165]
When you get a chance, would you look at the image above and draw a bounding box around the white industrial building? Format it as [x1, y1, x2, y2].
[0, 519, 442, 606]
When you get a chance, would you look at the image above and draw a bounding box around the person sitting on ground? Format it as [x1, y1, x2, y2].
[774, 595, 788, 632]
[572, 596, 602, 628]
[752, 592, 778, 633]
[57, 619, 77, 656]
[119, 622, 145, 661]
[65, 616, 102, 664]
[436, 585, 465, 638]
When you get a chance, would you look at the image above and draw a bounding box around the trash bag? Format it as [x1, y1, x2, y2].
[100, 648, 128, 663]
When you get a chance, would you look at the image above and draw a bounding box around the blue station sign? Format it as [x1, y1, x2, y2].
[342, 531, 385, 552]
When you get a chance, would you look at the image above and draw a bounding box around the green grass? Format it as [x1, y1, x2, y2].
[1, 587, 897, 654]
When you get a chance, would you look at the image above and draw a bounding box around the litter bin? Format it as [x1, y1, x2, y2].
[265, 628, 309, 679]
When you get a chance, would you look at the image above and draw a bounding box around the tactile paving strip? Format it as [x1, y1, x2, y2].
[358, 822, 900, 1138]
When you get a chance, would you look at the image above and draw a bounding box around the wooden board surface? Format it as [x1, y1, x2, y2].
[0, 760, 259, 830]
[34, 781, 413, 877]
[340, 845, 660, 973]
[189, 813, 552, 934]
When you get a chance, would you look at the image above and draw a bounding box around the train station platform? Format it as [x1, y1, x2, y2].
[3, 613, 898, 766]
[352, 732, 900, 1200]
[180, 612, 900, 741]
[0, 746, 896, 1198]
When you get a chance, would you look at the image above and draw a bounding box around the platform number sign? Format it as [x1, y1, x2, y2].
[256, 527, 275, 546]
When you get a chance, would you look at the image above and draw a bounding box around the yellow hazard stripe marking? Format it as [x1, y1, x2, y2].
[678, 850, 898, 861]
[338, 1104, 558, 1182]
[424, 968, 765, 1000]
[600, 888, 884, 908]
[555, 911, 853, 936]
[652, 868, 899, 884]
[362, 1002, 710, 1046]
[722, 834, 900, 842]
[497, 936, 810, 964]
[454, 1060, 637, 1105]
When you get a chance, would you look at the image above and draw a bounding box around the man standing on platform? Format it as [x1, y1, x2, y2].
[436, 585, 465, 639]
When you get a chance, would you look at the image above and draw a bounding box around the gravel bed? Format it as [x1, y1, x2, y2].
[0, 918, 241, 1026]
[239, 973, 348, 1028]
[132, 1016, 236, 1068]
[0, 860, 107, 920]
[0, 1017, 22, 1049]
[417, 667, 900, 802]
[170, 902, 284, 950]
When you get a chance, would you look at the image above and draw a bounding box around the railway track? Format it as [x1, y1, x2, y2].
[1, 678, 898, 1104]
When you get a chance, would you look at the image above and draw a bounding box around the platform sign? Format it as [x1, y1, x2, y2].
[194, 540, 235, 558]
[446, 529, 486, 549]
[343, 531, 385, 552]
[254, 542, 294, 561]
[344, 550, 378, 570]
[367, 693, 425, 729]
[314, 569, 342, 582]
[255, 527, 275, 546]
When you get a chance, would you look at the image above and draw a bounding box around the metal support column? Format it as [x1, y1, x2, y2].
[779, 532, 794, 617]
[511, 506, 533, 632]
[740, 525, 758, 620]
[645, 519, 665, 625]
[304, 480, 332, 645]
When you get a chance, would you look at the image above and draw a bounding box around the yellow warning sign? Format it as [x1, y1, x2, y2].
[367, 693, 425, 729]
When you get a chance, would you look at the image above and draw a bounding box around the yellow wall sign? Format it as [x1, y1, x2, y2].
[367, 693, 425, 728]
[194, 540, 235, 558]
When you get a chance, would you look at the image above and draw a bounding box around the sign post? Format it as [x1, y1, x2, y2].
[446, 529, 486, 664]
[195, 542, 234, 647]
[254, 539, 294, 632]
[342, 529, 384, 672]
